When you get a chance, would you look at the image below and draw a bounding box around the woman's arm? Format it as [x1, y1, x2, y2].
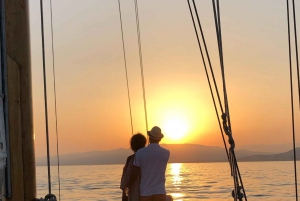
[120, 155, 134, 190]
[130, 165, 140, 184]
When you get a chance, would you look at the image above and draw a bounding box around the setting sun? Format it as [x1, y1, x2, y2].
[163, 117, 189, 141]
[150, 100, 209, 144]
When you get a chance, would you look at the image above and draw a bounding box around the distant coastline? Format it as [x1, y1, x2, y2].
[36, 144, 300, 166]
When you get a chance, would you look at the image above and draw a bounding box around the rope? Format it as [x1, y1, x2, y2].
[186, 0, 229, 159]
[133, 0, 149, 134]
[49, 0, 61, 200]
[40, 0, 52, 194]
[287, 0, 298, 200]
[117, 0, 134, 135]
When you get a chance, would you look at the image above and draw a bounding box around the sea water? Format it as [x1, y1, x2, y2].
[36, 161, 298, 200]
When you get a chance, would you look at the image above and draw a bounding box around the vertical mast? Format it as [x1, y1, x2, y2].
[4, 0, 36, 200]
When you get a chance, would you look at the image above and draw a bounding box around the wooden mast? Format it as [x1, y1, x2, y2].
[4, 0, 36, 200]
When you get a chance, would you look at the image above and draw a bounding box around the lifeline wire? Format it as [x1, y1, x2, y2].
[133, 0, 149, 133]
[287, 0, 298, 200]
[186, 0, 229, 159]
[49, 0, 61, 200]
[40, 0, 52, 194]
[117, 0, 134, 135]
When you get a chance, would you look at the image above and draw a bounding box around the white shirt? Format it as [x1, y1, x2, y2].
[133, 143, 170, 196]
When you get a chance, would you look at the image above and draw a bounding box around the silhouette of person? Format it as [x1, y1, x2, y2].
[121, 133, 147, 201]
[132, 126, 170, 201]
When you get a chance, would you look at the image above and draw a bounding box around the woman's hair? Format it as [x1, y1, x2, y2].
[130, 133, 146, 153]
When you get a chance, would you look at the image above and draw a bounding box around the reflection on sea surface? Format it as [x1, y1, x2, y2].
[36, 162, 300, 200]
[168, 163, 184, 200]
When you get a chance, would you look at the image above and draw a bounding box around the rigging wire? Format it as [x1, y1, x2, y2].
[211, 1, 247, 200]
[186, 0, 229, 159]
[133, 0, 149, 134]
[287, 0, 298, 200]
[291, 0, 300, 108]
[190, 0, 224, 115]
[187, 0, 246, 199]
[117, 0, 134, 135]
[40, 0, 52, 194]
[49, 0, 61, 200]
[212, 0, 232, 133]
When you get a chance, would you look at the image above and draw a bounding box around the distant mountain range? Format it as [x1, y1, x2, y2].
[238, 147, 300, 161]
[36, 144, 289, 166]
[236, 143, 300, 154]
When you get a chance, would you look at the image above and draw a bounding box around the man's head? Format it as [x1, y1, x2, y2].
[147, 126, 164, 143]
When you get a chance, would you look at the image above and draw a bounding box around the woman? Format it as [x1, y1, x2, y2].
[120, 133, 146, 201]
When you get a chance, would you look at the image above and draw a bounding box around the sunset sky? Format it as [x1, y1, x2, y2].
[29, 0, 300, 157]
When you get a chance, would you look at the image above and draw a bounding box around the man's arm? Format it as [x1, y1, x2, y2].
[130, 165, 140, 184]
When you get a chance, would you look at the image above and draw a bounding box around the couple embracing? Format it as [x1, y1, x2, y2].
[120, 126, 172, 201]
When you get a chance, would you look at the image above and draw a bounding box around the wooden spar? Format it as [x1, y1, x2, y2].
[4, 0, 36, 200]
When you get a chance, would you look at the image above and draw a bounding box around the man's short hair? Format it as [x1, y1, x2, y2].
[149, 137, 161, 143]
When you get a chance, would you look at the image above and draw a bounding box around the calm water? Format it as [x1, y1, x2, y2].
[36, 161, 298, 200]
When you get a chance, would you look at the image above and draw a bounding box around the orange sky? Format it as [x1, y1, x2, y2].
[29, 0, 300, 157]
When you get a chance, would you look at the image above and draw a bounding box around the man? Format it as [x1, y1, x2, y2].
[132, 126, 170, 201]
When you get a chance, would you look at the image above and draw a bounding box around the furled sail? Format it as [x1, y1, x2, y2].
[0, 38, 7, 198]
